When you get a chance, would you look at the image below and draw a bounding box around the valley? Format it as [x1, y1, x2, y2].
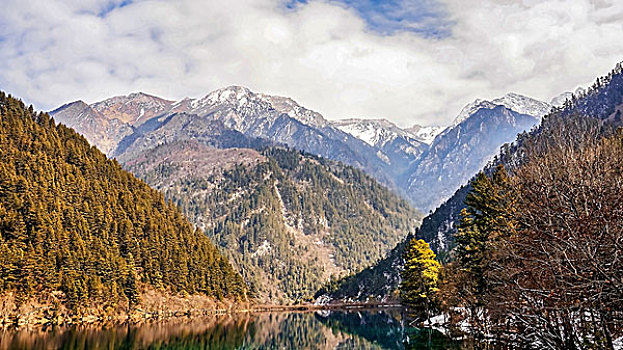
[3, 0, 623, 348]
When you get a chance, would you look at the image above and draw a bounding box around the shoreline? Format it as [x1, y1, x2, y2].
[250, 301, 403, 313]
[1, 300, 404, 331]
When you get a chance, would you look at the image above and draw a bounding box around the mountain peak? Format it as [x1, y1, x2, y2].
[492, 92, 552, 118]
[451, 93, 551, 128]
[332, 118, 421, 147]
[199, 86, 253, 105]
[90, 92, 174, 125]
[50, 100, 90, 114]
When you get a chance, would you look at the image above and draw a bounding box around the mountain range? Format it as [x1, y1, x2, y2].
[51, 86, 556, 213]
[52, 89, 421, 302]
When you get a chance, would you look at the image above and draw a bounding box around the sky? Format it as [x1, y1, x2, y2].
[1, 0, 623, 127]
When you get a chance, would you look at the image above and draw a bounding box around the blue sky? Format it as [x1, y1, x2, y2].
[96, 0, 133, 17]
[286, 0, 453, 38]
[1, 0, 622, 126]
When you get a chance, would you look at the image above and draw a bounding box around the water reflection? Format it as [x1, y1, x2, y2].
[0, 309, 456, 349]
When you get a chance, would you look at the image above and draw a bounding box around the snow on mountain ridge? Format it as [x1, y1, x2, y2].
[172, 86, 332, 129]
[91, 92, 173, 112]
[550, 87, 587, 107]
[451, 93, 551, 128]
[491, 93, 552, 118]
[406, 124, 445, 144]
[332, 118, 416, 147]
[258, 94, 329, 127]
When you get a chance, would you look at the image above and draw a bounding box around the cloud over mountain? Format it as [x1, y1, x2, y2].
[1, 0, 622, 126]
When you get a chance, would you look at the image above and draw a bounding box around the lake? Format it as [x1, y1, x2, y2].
[0, 308, 456, 349]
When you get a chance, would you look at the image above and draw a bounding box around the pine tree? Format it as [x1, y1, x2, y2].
[454, 164, 515, 306]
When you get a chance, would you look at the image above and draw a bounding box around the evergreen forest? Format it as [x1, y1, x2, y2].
[0, 92, 246, 312]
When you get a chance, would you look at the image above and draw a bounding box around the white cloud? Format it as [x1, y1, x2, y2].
[0, 0, 622, 127]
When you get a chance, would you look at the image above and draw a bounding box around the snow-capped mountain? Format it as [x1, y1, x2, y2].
[52, 87, 398, 191]
[52, 87, 549, 213]
[450, 93, 551, 129]
[332, 118, 420, 148]
[332, 118, 428, 175]
[172, 86, 329, 130]
[405, 124, 445, 145]
[258, 93, 328, 128]
[403, 93, 545, 211]
[492, 92, 552, 118]
[550, 87, 587, 107]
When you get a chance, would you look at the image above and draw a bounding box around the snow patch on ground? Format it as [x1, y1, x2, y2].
[251, 240, 272, 257]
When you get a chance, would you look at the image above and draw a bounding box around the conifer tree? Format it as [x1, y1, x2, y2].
[454, 164, 515, 307]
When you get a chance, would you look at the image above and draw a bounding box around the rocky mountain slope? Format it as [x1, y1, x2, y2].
[52, 87, 398, 190]
[124, 143, 419, 302]
[330, 93, 552, 212]
[51, 101, 134, 155]
[404, 103, 543, 211]
[91, 92, 173, 126]
[52, 88, 551, 214]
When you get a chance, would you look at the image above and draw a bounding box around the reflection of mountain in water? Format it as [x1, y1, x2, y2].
[0, 310, 455, 350]
[315, 309, 406, 349]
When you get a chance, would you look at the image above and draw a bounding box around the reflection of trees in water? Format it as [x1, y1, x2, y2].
[0, 310, 458, 350]
[403, 328, 460, 350]
[315, 309, 460, 350]
[0, 316, 250, 350]
[242, 312, 383, 349]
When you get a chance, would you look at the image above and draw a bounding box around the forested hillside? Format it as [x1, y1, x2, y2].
[124, 144, 419, 302]
[418, 62, 623, 255]
[434, 118, 623, 349]
[0, 92, 246, 313]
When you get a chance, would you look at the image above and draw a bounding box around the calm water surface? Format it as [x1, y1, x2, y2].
[0, 309, 456, 349]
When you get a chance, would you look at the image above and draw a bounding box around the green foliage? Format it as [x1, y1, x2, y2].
[453, 164, 515, 305]
[315, 234, 410, 302]
[0, 92, 246, 308]
[400, 239, 441, 312]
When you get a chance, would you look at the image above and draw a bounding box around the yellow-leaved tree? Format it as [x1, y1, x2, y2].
[400, 238, 441, 320]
